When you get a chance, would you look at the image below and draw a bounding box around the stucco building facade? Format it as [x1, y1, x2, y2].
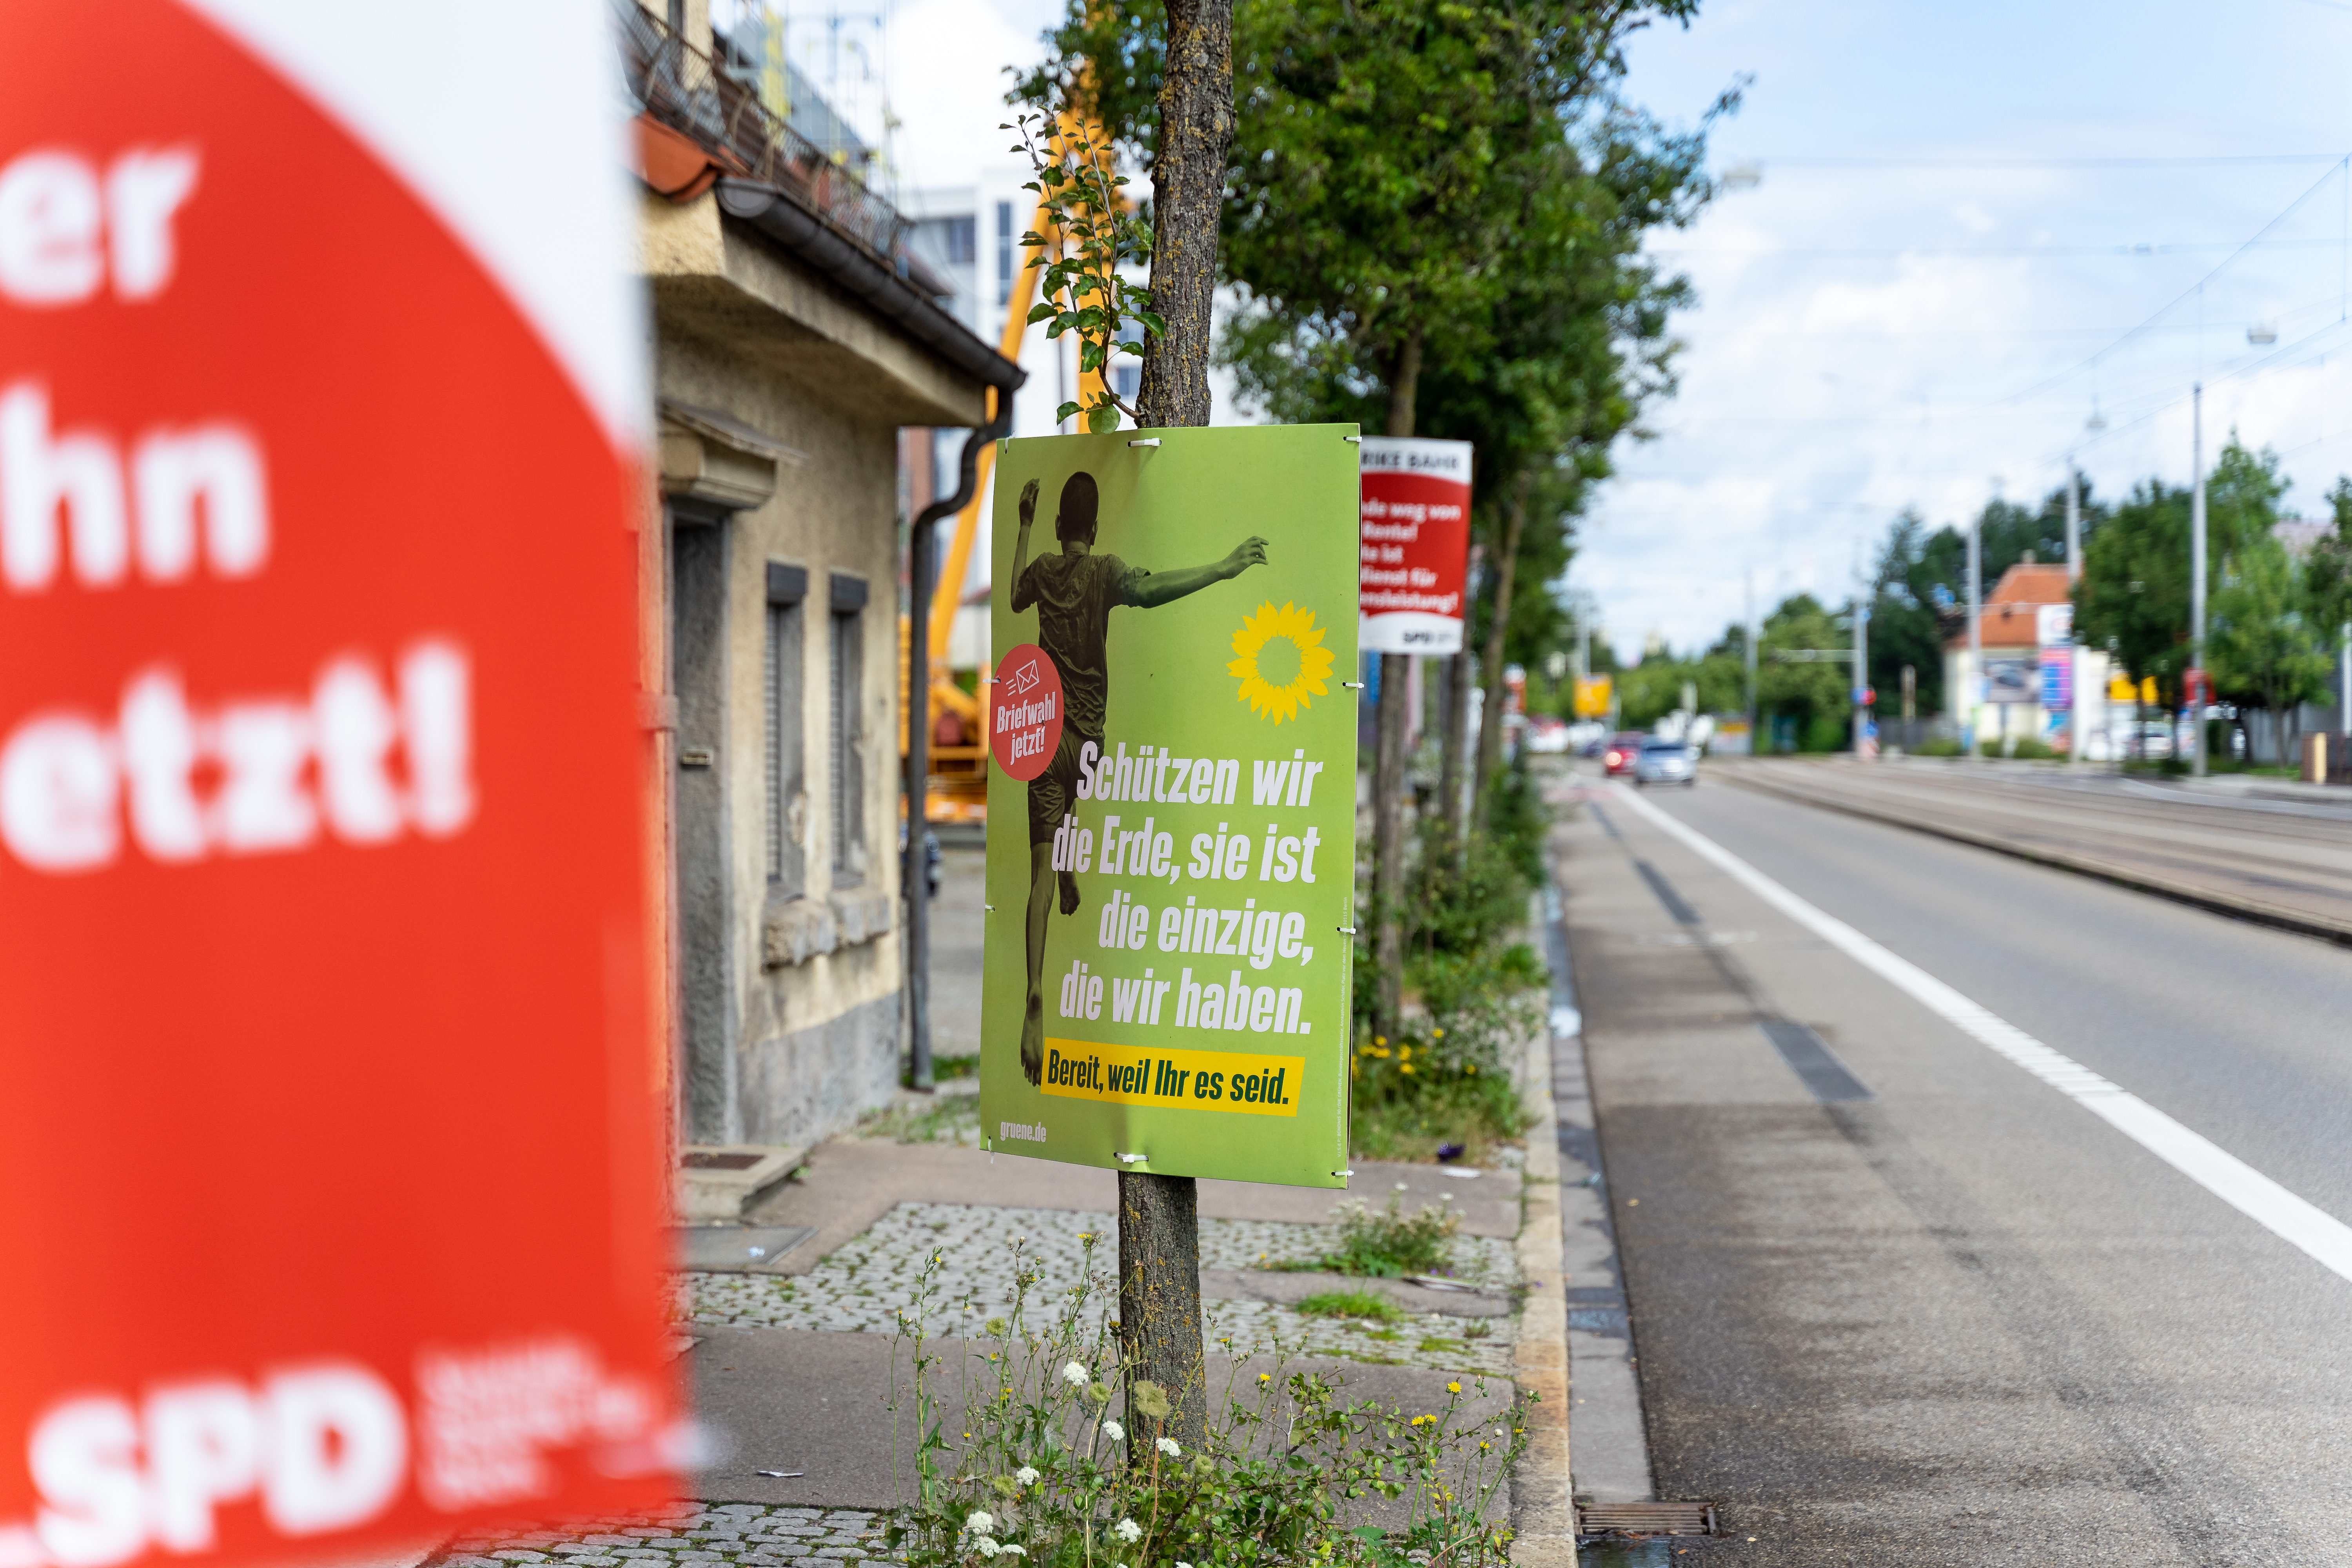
[619, 0, 1019, 1157]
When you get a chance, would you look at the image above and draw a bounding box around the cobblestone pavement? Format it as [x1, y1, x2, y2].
[1202, 1299, 1517, 1378]
[430, 1503, 898, 1568]
[678, 1201, 1516, 1374]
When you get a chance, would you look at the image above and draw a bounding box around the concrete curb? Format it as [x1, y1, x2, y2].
[1510, 1016, 1574, 1566]
[1720, 765, 2352, 950]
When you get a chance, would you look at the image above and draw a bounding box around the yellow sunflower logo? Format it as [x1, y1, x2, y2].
[1227, 601, 1335, 723]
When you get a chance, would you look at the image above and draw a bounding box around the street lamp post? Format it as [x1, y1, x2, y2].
[2191, 382, 2208, 779]
[2066, 461, 2083, 763]
[1967, 514, 1982, 757]
[1852, 550, 1870, 757]
[1744, 567, 1759, 752]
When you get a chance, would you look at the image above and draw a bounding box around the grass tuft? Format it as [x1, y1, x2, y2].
[1294, 1288, 1408, 1322]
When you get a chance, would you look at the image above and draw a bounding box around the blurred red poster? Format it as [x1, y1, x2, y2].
[1357, 436, 1472, 655]
[0, 5, 678, 1568]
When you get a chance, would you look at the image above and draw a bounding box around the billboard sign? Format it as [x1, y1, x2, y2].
[0, 6, 677, 1566]
[1357, 436, 1471, 654]
[2036, 603, 2074, 648]
[980, 426, 1360, 1188]
[1984, 654, 2037, 704]
[2040, 648, 2073, 712]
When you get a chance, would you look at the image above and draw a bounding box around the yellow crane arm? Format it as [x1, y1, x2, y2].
[927, 116, 1111, 675]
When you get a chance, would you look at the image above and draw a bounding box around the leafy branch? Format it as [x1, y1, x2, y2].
[1007, 108, 1163, 433]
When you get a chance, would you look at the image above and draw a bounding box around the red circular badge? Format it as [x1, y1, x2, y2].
[990, 643, 1066, 781]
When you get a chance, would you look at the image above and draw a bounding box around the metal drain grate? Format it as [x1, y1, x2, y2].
[1577, 1502, 1717, 1537]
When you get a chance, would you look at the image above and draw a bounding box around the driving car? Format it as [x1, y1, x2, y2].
[1633, 737, 1697, 787]
[1602, 731, 1648, 776]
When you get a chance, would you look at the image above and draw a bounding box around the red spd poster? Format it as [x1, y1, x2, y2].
[0, 5, 677, 1568]
[1357, 436, 1472, 655]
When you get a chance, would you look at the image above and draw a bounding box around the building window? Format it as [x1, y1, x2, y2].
[765, 563, 808, 897]
[996, 200, 1014, 306]
[829, 572, 868, 883]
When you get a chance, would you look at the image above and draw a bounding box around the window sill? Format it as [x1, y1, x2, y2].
[762, 886, 895, 969]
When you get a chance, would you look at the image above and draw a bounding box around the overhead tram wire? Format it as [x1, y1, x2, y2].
[1978, 155, 2352, 412]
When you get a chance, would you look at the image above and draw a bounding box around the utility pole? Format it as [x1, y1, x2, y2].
[1744, 567, 1757, 752]
[1851, 544, 1869, 757]
[1966, 514, 1982, 757]
[1121, 0, 1232, 1455]
[2190, 383, 2209, 779]
[2066, 460, 2083, 763]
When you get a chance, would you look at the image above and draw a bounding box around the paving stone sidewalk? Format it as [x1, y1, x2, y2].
[430, 1503, 897, 1568]
[678, 1200, 1517, 1374]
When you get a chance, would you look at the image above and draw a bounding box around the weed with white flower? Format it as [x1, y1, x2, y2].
[881, 1229, 1528, 1568]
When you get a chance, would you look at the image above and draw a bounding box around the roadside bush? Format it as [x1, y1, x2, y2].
[886, 1234, 1529, 1568]
[1802, 713, 1849, 752]
[1288, 1191, 1465, 1278]
[1913, 736, 1962, 757]
[1350, 754, 1548, 1163]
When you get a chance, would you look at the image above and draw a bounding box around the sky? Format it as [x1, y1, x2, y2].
[816, 0, 2352, 663]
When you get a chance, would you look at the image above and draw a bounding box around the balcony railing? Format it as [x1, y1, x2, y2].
[612, 0, 911, 266]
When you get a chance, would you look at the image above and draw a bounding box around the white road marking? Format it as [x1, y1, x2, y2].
[1612, 781, 2352, 1287]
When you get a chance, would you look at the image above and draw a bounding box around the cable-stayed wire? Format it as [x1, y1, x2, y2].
[1980, 156, 2351, 411]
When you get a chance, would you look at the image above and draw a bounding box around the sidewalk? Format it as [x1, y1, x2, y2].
[426, 842, 1563, 1563]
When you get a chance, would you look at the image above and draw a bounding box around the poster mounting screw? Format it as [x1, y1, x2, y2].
[1117, 1152, 1149, 1163]
[1127, 438, 1161, 448]
[1343, 436, 1362, 443]
[1337, 926, 1357, 935]
[1343, 681, 1365, 688]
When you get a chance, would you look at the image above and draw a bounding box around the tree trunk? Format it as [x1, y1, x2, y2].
[1438, 545, 1481, 850]
[1119, 0, 1230, 1457]
[1134, 0, 1233, 431]
[1369, 326, 1422, 1043]
[1473, 477, 1530, 809]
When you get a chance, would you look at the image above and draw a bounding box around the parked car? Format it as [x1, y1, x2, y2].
[1634, 738, 1697, 787]
[1603, 731, 1648, 777]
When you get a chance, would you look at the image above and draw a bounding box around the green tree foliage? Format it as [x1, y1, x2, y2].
[2075, 438, 2281, 708]
[1866, 510, 1950, 718]
[2307, 477, 2352, 643]
[2077, 480, 2193, 705]
[2210, 533, 2333, 755]
[1860, 484, 2109, 718]
[1754, 594, 1849, 751]
[1020, 0, 1720, 723]
[1613, 645, 1742, 726]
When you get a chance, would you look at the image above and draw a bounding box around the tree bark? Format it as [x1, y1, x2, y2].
[1473, 477, 1530, 809]
[1438, 544, 1481, 849]
[1118, 1161, 1204, 1451]
[1120, 0, 1230, 1458]
[1369, 327, 1422, 1042]
[1134, 0, 1233, 430]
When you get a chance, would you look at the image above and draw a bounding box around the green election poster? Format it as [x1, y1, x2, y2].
[979, 424, 1360, 1189]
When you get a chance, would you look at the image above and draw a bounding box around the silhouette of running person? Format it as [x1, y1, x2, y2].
[1009, 470, 1268, 1085]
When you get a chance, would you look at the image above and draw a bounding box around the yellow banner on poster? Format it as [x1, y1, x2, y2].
[1040, 1038, 1305, 1117]
[1573, 675, 1613, 717]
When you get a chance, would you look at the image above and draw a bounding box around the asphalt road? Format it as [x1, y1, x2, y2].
[1559, 768, 2352, 1564]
